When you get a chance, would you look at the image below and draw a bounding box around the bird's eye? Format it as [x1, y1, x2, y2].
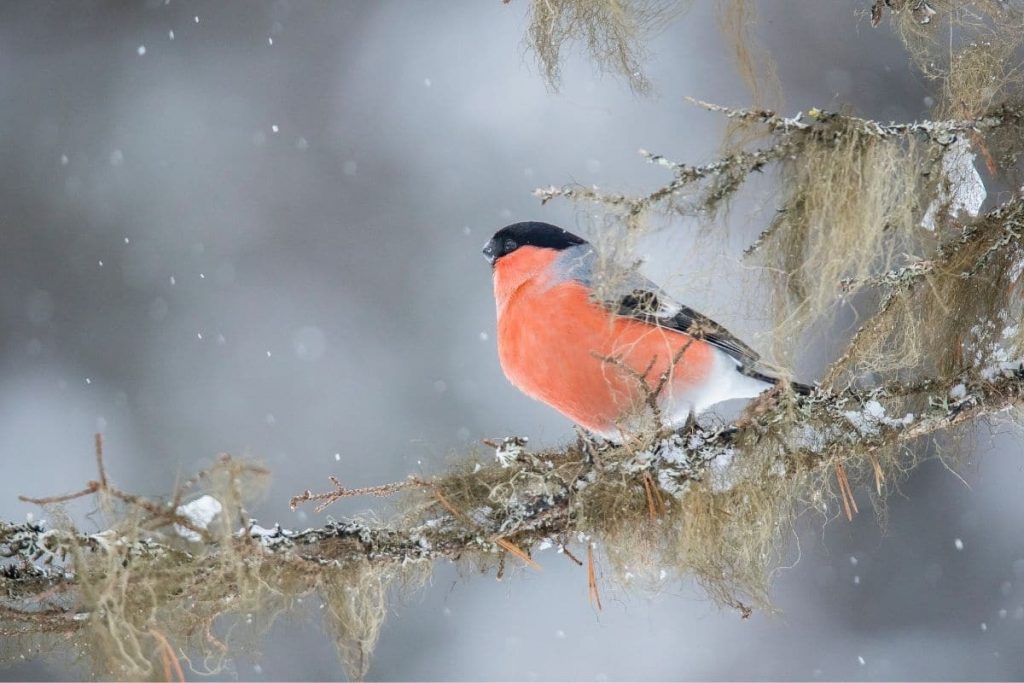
[504, 239, 518, 253]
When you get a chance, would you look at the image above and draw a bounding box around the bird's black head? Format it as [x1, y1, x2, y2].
[482, 222, 587, 266]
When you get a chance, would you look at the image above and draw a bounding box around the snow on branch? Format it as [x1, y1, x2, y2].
[3, 363, 1023, 583]
[688, 98, 1020, 140]
[4, 352, 1024, 678]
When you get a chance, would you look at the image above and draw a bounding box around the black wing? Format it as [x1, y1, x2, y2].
[560, 246, 786, 384]
[613, 287, 764, 372]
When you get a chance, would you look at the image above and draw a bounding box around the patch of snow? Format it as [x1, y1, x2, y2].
[921, 138, 986, 230]
[175, 495, 222, 541]
[844, 399, 914, 435]
[843, 409, 874, 434]
[247, 524, 277, 538]
[864, 400, 886, 420]
[981, 360, 1023, 381]
[708, 449, 735, 493]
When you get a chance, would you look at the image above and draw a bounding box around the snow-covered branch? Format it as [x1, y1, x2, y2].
[689, 98, 1022, 141]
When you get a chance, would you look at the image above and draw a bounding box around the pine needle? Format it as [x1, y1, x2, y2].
[587, 545, 603, 611]
[834, 461, 859, 521]
[149, 629, 184, 683]
[493, 538, 542, 571]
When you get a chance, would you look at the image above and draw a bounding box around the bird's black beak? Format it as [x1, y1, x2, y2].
[482, 238, 498, 266]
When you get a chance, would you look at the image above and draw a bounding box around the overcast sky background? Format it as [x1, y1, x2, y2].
[2, 1, 1024, 680]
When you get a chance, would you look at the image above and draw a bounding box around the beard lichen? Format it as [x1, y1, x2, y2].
[0, 457, 429, 682]
[416, 428, 798, 613]
[883, 0, 1024, 119]
[524, 0, 684, 92]
[757, 120, 933, 367]
[320, 559, 429, 681]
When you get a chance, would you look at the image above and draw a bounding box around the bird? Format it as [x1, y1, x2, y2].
[482, 221, 808, 441]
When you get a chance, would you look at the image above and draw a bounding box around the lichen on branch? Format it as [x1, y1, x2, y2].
[5, 347, 1024, 678]
[522, 0, 684, 92]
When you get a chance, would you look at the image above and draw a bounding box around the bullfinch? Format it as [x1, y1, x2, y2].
[483, 221, 808, 441]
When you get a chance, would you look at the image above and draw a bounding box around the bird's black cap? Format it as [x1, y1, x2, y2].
[482, 222, 587, 265]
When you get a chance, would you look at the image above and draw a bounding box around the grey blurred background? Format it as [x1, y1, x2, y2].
[2, 1, 1023, 680]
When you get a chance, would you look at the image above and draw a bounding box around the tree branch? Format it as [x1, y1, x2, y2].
[4, 362, 1023, 604]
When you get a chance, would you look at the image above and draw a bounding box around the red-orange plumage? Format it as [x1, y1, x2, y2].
[493, 246, 715, 438]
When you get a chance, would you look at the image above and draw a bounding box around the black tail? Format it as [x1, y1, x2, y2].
[788, 380, 814, 396]
[743, 368, 814, 395]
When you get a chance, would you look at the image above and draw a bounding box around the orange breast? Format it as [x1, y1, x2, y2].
[495, 266, 714, 437]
